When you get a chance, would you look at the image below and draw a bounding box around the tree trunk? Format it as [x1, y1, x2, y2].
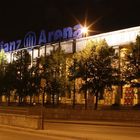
[52, 93, 55, 106]
[137, 87, 140, 104]
[18, 96, 20, 104]
[85, 91, 87, 110]
[37, 94, 39, 103]
[46, 93, 51, 104]
[30, 96, 32, 105]
[42, 90, 45, 106]
[7, 94, 10, 106]
[23, 96, 26, 104]
[115, 85, 122, 105]
[57, 95, 59, 105]
[0, 95, 2, 104]
[18, 96, 22, 105]
[94, 92, 99, 110]
[72, 87, 76, 109]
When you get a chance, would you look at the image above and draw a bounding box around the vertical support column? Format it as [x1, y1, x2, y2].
[44, 45, 47, 57]
[10, 52, 12, 63]
[38, 47, 40, 58]
[31, 48, 34, 66]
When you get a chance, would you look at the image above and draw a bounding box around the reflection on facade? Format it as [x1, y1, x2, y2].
[2, 26, 140, 106]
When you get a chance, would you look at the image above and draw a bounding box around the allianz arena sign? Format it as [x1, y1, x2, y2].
[0, 24, 82, 52]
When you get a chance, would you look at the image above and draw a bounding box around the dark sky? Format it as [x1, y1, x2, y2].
[0, 0, 140, 42]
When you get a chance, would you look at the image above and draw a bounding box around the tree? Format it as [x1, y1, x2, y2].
[0, 49, 7, 65]
[109, 45, 130, 105]
[3, 62, 17, 105]
[0, 49, 7, 103]
[0, 67, 5, 103]
[125, 35, 140, 104]
[40, 45, 67, 106]
[28, 57, 43, 104]
[70, 40, 117, 110]
[13, 50, 31, 104]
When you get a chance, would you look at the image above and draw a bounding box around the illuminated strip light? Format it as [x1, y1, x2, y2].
[77, 26, 140, 47]
[4, 26, 140, 61]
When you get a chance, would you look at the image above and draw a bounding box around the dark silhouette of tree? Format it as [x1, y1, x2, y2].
[40, 46, 66, 106]
[29, 57, 43, 104]
[3, 63, 18, 105]
[0, 67, 5, 103]
[70, 40, 118, 110]
[125, 35, 140, 104]
[13, 50, 31, 104]
[0, 49, 7, 104]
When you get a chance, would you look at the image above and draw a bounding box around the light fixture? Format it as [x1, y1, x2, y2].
[81, 26, 89, 37]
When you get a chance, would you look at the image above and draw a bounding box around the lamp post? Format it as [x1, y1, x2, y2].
[40, 78, 46, 130]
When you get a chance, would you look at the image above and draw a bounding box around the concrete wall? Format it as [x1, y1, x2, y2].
[0, 113, 40, 129]
[1, 109, 140, 129]
[44, 109, 140, 122]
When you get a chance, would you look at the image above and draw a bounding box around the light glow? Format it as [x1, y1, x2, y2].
[81, 26, 88, 35]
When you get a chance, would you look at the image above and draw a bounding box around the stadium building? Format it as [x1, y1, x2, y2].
[1, 25, 140, 106]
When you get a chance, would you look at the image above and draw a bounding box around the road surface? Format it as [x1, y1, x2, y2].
[0, 122, 140, 140]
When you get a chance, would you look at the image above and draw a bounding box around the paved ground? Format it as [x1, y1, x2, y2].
[0, 128, 68, 140]
[1, 120, 140, 140]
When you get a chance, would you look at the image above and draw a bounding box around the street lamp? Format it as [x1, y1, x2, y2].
[40, 78, 46, 130]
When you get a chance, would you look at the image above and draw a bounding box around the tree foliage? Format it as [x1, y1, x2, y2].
[40, 46, 67, 105]
[70, 40, 118, 109]
[0, 49, 7, 65]
[125, 35, 140, 86]
[12, 50, 31, 104]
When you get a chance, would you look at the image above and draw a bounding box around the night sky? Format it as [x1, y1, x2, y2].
[0, 0, 140, 42]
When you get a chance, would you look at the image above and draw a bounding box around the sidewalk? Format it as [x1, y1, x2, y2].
[0, 124, 84, 140]
[1, 120, 140, 139]
[46, 119, 140, 127]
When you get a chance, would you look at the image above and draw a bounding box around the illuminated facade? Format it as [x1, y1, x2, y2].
[2, 25, 140, 106]
[5, 25, 140, 62]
